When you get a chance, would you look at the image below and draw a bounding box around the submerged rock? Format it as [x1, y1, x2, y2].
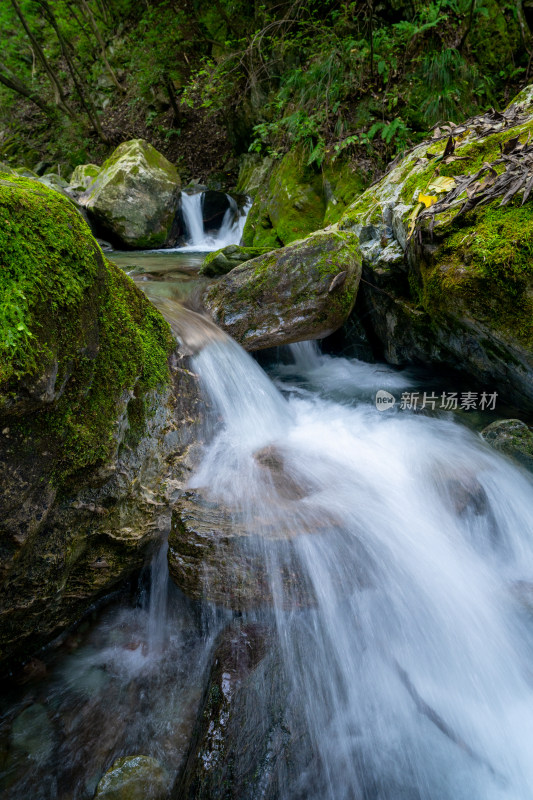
[338, 86, 533, 411]
[199, 244, 275, 277]
[173, 622, 313, 800]
[79, 139, 180, 248]
[481, 419, 533, 472]
[0, 175, 202, 667]
[203, 229, 362, 350]
[95, 755, 169, 800]
[167, 488, 318, 611]
[10, 704, 55, 763]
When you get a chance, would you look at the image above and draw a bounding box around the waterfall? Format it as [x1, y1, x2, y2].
[180, 191, 205, 248]
[187, 332, 533, 799]
[178, 191, 251, 252]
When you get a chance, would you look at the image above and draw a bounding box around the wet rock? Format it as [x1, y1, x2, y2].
[95, 755, 169, 800]
[10, 704, 54, 763]
[201, 190, 232, 233]
[253, 445, 310, 500]
[481, 419, 533, 472]
[79, 139, 180, 249]
[203, 229, 362, 350]
[167, 488, 318, 611]
[173, 622, 313, 800]
[200, 244, 275, 277]
[238, 148, 369, 247]
[0, 176, 203, 667]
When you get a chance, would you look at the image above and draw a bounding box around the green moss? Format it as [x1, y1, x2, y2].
[323, 160, 367, 225]
[200, 244, 275, 276]
[0, 176, 100, 381]
[419, 197, 533, 349]
[242, 148, 325, 247]
[0, 175, 173, 483]
[400, 120, 533, 207]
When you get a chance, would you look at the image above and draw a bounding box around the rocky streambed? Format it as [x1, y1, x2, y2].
[1, 86, 533, 800]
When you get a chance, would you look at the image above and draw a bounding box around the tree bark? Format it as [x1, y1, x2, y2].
[9, 0, 73, 116]
[37, 0, 109, 142]
[165, 76, 182, 124]
[78, 0, 125, 93]
[0, 61, 55, 115]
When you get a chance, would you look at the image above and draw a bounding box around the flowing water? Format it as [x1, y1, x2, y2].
[186, 331, 533, 799]
[2, 308, 533, 798]
[177, 191, 250, 252]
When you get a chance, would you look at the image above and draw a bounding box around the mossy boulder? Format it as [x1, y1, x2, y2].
[239, 150, 369, 248]
[202, 229, 362, 350]
[95, 755, 169, 800]
[0, 176, 202, 666]
[481, 419, 533, 473]
[240, 149, 325, 247]
[79, 139, 180, 249]
[69, 162, 101, 192]
[199, 244, 274, 277]
[338, 87, 533, 412]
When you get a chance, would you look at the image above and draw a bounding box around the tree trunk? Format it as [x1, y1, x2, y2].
[37, 0, 109, 143]
[9, 0, 73, 117]
[0, 61, 55, 115]
[78, 0, 125, 94]
[165, 76, 182, 124]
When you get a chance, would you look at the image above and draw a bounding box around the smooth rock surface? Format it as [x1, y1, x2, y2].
[95, 755, 168, 800]
[79, 139, 180, 248]
[203, 229, 362, 350]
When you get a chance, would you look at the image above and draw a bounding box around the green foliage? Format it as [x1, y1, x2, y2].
[0, 0, 528, 175]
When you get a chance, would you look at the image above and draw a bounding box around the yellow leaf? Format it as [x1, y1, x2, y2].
[427, 176, 456, 194]
[418, 193, 438, 208]
[407, 202, 424, 239]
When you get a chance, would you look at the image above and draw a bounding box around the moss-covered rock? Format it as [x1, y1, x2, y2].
[239, 149, 370, 248]
[203, 229, 362, 350]
[0, 176, 202, 666]
[199, 244, 274, 277]
[69, 162, 101, 192]
[338, 87, 533, 412]
[95, 755, 169, 800]
[80, 139, 180, 249]
[481, 419, 533, 473]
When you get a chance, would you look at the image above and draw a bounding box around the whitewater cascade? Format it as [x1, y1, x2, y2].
[179, 191, 250, 251]
[185, 329, 533, 800]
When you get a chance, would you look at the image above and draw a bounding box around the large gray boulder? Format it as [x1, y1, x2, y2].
[203, 229, 362, 350]
[79, 139, 180, 249]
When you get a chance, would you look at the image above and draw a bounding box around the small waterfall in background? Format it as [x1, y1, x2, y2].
[180, 192, 205, 248]
[187, 329, 533, 800]
[178, 191, 250, 251]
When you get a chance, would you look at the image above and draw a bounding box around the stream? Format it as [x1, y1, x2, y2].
[2, 208, 533, 798]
